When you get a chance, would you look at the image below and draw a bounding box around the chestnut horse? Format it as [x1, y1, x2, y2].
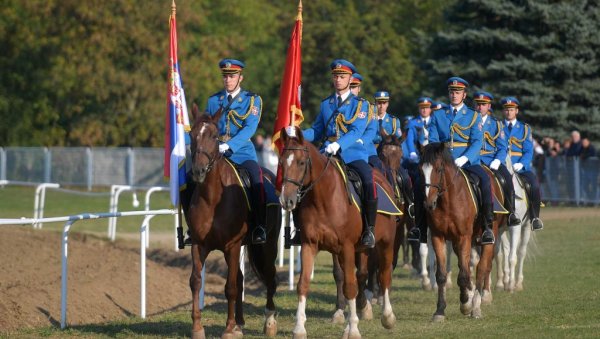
[183, 105, 281, 339]
[279, 126, 397, 339]
[420, 142, 502, 321]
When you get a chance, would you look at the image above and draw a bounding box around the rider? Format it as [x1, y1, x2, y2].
[501, 96, 544, 231]
[303, 59, 376, 248]
[197, 58, 267, 244]
[373, 91, 415, 217]
[407, 76, 496, 245]
[474, 91, 521, 227]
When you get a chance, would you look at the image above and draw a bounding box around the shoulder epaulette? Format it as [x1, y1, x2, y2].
[209, 90, 223, 98]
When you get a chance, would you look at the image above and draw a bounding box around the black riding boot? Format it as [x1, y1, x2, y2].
[481, 203, 495, 245]
[531, 196, 544, 231]
[397, 172, 415, 218]
[361, 199, 378, 248]
[408, 190, 425, 243]
[506, 191, 521, 227]
[251, 184, 267, 244]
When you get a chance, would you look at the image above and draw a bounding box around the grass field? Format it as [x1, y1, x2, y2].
[2, 186, 600, 338]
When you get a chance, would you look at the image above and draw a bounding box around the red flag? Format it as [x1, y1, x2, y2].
[273, 1, 304, 190]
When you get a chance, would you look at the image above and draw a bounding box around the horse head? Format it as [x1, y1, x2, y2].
[420, 142, 456, 211]
[278, 126, 310, 210]
[377, 134, 403, 171]
[190, 103, 224, 183]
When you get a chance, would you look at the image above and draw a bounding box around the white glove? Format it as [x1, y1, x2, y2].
[409, 152, 418, 161]
[513, 163, 524, 172]
[218, 143, 230, 154]
[454, 156, 469, 168]
[325, 142, 341, 155]
[356, 139, 364, 144]
[490, 159, 501, 170]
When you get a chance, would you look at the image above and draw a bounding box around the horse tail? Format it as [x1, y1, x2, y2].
[246, 205, 281, 288]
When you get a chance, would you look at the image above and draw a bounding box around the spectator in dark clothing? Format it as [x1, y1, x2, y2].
[580, 138, 599, 203]
[580, 138, 597, 160]
[566, 130, 583, 157]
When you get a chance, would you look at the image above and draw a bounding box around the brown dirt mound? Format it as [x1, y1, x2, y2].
[0, 226, 270, 333]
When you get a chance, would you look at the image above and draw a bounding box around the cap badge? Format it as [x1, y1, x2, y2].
[225, 62, 231, 68]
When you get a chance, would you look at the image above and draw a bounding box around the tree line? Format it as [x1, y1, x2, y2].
[1, 0, 598, 147]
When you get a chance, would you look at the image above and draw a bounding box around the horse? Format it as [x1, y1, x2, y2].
[183, 104, 281, 339]
[494, 155, 535, 293]
[279, 126, 397, 339]
[420, 142, 503, 320]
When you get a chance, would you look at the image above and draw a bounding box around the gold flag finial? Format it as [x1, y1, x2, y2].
[171, 0, 176, 15]
[297, 0, 303, 21]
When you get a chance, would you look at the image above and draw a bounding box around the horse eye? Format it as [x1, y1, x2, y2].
[298, 160, 305, 166]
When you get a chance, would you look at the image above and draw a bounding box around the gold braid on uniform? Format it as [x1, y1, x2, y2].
[509, 124, 529, 149]
[450, 112, 478, 141]
[483, 120, 503, 148]
[225, 96, 259, 138]
[335, 100, 364, 136]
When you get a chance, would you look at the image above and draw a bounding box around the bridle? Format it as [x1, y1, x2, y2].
[423, 161, 460, 204]
[281, 146, 332, 203]
[192, 122, 222, 174]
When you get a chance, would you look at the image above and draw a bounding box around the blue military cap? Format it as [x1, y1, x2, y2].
[447, 76, 469, 90]
[473, 91, 494, 104]
[330, 59, 357, 75]
[350, 73, 363, 87]
[374, 90, 390, 101]
[417, 96, 433, 108]
[219, 58, 245, 74]
[501, 96, 520, 108]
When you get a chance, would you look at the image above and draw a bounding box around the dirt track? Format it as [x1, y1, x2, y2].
[0, 227, 266, 332]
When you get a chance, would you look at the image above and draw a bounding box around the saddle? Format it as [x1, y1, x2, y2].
[462, 169, 508, 215]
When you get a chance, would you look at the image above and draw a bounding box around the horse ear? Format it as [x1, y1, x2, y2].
[212, 107, 224, 124]
[192, 103, 200, 122]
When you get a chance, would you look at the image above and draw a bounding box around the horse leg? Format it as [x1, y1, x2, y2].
[456, 236, 474, 316]
[445, 240, 453, 289]
[293, 243, 316, 339]
[494, 226, 507, 291]
[356, 251, 373, 321]
[377, 233, 396, 329]
[516, 219, 532, 291]
[190, 244, 208, 339]
[472, 242, 494, 318]
[508, 224, 522, 292]
[341, 244, 361, 339]
[400, 219, 411, 269]
[419, 239, 431, 290]
[262, 206, 279, 337]
[431, 235, 447, 322]
[223, 245, 243, 339]
[366, 248, 380, 305]
[331, 254, 347, 324]
[235, 266, 245, 333]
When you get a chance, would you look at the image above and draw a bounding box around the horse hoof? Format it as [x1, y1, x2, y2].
[360, 302, 373, 320]
[221, 327, 243, 339]
[431, 314, 445, 323]
[292, 331, 307, 339]
[402, 263, 411, 270]
[332, 309, 346, 324]
[263, 318, 277, 337]
[471, 309, 482, 319]
[342, 328, 362, 339]
[515, 283, 524, 291]
[192, 329, 206, 339]
[460, 303, 473, 315]
[481, 291, 493, 305]
[381, 312, 396, 329]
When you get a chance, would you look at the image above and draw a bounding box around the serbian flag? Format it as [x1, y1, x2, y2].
[273, 1, 304, 189]
[164, 2, 190, 207]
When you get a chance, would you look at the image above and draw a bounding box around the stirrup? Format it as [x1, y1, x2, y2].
[252, 226, 267, 244]
[407, 203, 415, 218]
[532, 218, 544, 231]
[361, 228, 375, 248]
[183, 230, 192, 247]
[407, 227, 420, 243]
[508, 213, 521, 227]
[481, 229, 495, 245]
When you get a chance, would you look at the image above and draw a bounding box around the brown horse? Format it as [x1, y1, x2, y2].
[279, 126, 397, 339]
[183, 104, 280, 339]
[420, 142, 502, 321]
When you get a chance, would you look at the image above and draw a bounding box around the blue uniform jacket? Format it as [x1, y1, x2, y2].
[401, 139, 411, 169]
[372, 112, 402, 146]
[504, 120, 533, 172]
[304, 93, 369, 163]
[406, 116, 431, 161]
[360, 100, 378, 157]
[205, 89, 262, 164]
[429, 105, 483, 165]
[480, 115, 508, 166]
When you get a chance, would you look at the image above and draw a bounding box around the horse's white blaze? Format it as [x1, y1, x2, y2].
[199, 124, 207, 135]
[286, 153, 294, 167]
[423, 163, 433, 197]
[293, 295, 307, 335]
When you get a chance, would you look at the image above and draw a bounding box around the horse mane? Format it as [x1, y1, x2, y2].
[421, 142, 454, 166]
[377, 134, 401, 154]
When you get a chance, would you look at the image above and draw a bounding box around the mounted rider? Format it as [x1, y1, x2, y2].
[303, 59, 377, 248]
[501, 96, 544, 231]
[474, 91, 521, 227]
[408, 77, 496, 245]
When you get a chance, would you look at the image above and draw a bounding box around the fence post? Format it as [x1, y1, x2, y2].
[0, 147, 6, 181]
[86, 148, 93, 191]
[44, 147, 52, 183]
[574, 157, 581, 206]
[127, 148, 134, 186]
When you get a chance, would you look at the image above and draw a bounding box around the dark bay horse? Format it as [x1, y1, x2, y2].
[183, 104, 280, 339]
[420, 142, 502, 321]
[279, 126, 397, 339]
